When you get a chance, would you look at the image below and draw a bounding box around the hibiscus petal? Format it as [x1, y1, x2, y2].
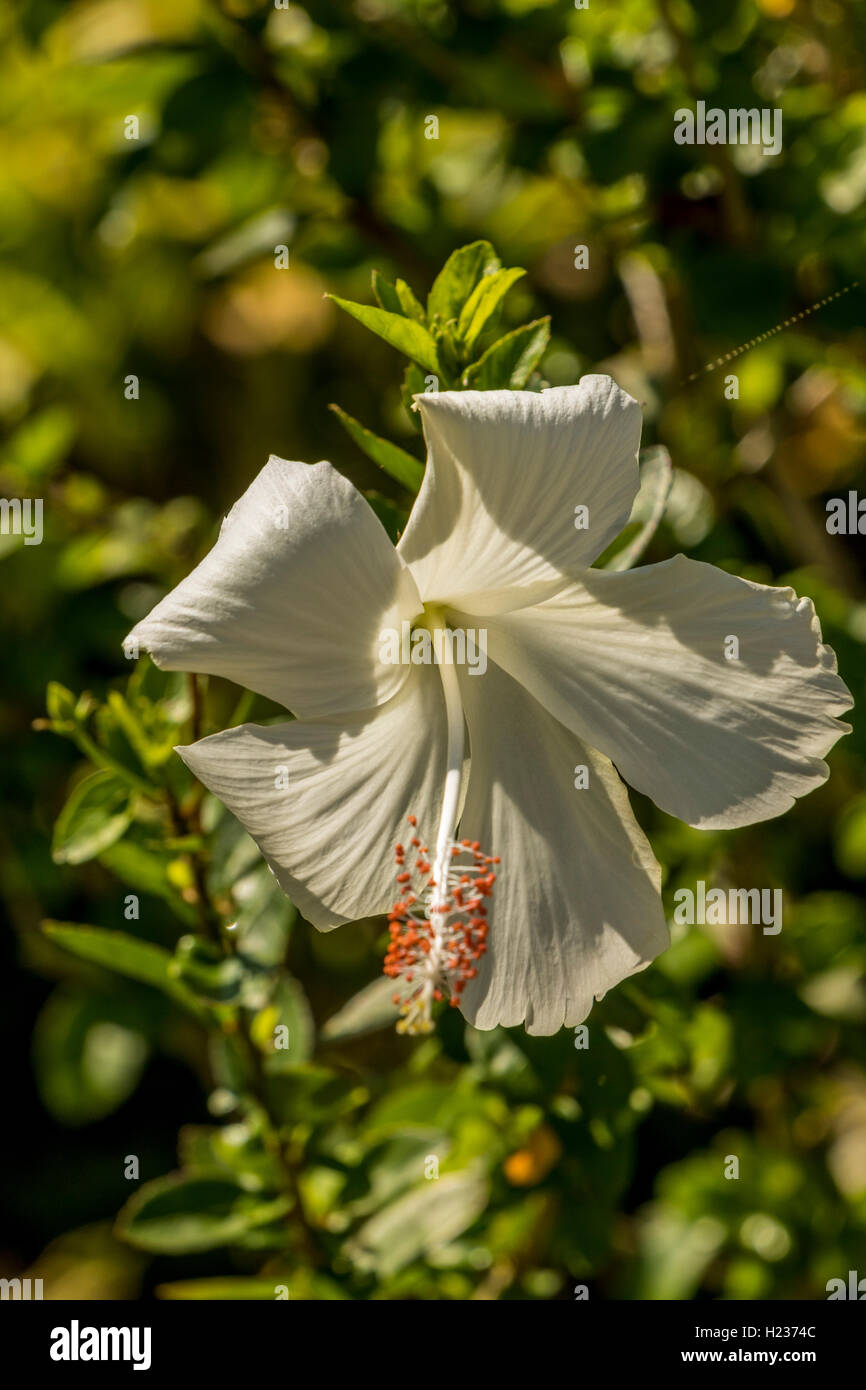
[176, 664, 449, 930]
[455, 658, 668, 1035]
[398, 376, 642, 614]
[127, 457, 422, 719]
[475, 556, 853, 830]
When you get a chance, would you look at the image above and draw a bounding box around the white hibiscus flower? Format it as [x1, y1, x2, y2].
[126, 376, 853, 1036]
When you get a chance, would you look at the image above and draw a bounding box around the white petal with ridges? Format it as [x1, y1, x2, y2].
[177, 664, 449, 929]
[398, 377, 642, 614]
[127, 457, 422, 719]
[455, 658, 668, 1035]
[477, 556, 853, 830]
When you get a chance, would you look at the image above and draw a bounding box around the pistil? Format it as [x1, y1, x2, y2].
[384, 616, 498, 1034]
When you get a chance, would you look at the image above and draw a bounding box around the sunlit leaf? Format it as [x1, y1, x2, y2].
[41, 922, 207, 1018]
[116, 1175, 291, 1254]
[157, 1271, 348, 1299]
[463, 318, 550, 389]
[52, 770, 132, 865]
[344, 1170, 489, 1276]
[371, 269, 404, 315]
[427, 241, 500, 324]
[253, 975, 315, 1069]
[394, 279, 426, 322]
[178, 1119, 281, 1189]
[265, 1065, 363, 1125]
[33, 987, 149, 1125]
[457, 267, 525, 350]
[98, 830, 198, 924]
[230, 862, 295, 968]
[169, 935, 245, 1004]
[329, 405, 424, 491]
[158, 1277, 286, 1300]
[45, 681, 76, 724]
[328, 297, 441, 374]
[321, 975, 402, 1042]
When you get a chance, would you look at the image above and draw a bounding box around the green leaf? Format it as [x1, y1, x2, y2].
[834, 796, 866, 879]
[362, 1082, 470, 1140]
[45, 680, 76, 723]
[394, 279, 426, 322]
[106, 690, 174, 770]
[463, 317, 550, 389]
[265, 1065, 363, 1126]
[33, 987, 149, 1126]
[169, 935, 245, 1004]
[465, 1024, 539, 1095]
[98, 831, 198, 924]
[457, 266, 525, 350]
[400, 363, 427, 431]
[50, 714, 154, 795]
[432, 321, 461, 382]
[4, 404, 75, 483]
[231, 862, 295, 967]
[599, 446, 673, 572]
[328, 296, 441, 374]
[178, 1118, 281, 1189]
[371, 269, 404, 316]
[158, 1277, 286, 1300]
[52, 770, 132, 865]
[346, 1133, 450, 1219]
[206, 803, 263, 894]
[157, 1271, 349, 1300]
[41, 922, 207, 1018]
[208, 1031, 251, 1099]
[344, 1170, 489, 1276]
[232, 1220, 295, 1253]
[321, 975, 402, 1042]
[116, 1175, 292, 1254]
[427, 241, 500, 324]
[252, 976, 315, 1069]
[365, 490, 403, 543]
[329, 404, 424, 491]
[634, 1208, 726, 1300]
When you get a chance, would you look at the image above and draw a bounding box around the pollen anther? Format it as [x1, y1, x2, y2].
[384, 813, 497, 1035]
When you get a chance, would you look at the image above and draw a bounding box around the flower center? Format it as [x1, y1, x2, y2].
[383, 610, 498, 1034]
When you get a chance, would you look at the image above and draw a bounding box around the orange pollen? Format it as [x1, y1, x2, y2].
[384, 813, 497, 1036]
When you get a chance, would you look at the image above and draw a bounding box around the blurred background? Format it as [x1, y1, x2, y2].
[1, 0, 864, 1300]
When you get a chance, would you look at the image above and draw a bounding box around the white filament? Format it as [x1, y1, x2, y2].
[430, 618, 465, 909]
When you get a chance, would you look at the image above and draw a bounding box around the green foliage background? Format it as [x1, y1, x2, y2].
[1, 0, 865, 1300]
